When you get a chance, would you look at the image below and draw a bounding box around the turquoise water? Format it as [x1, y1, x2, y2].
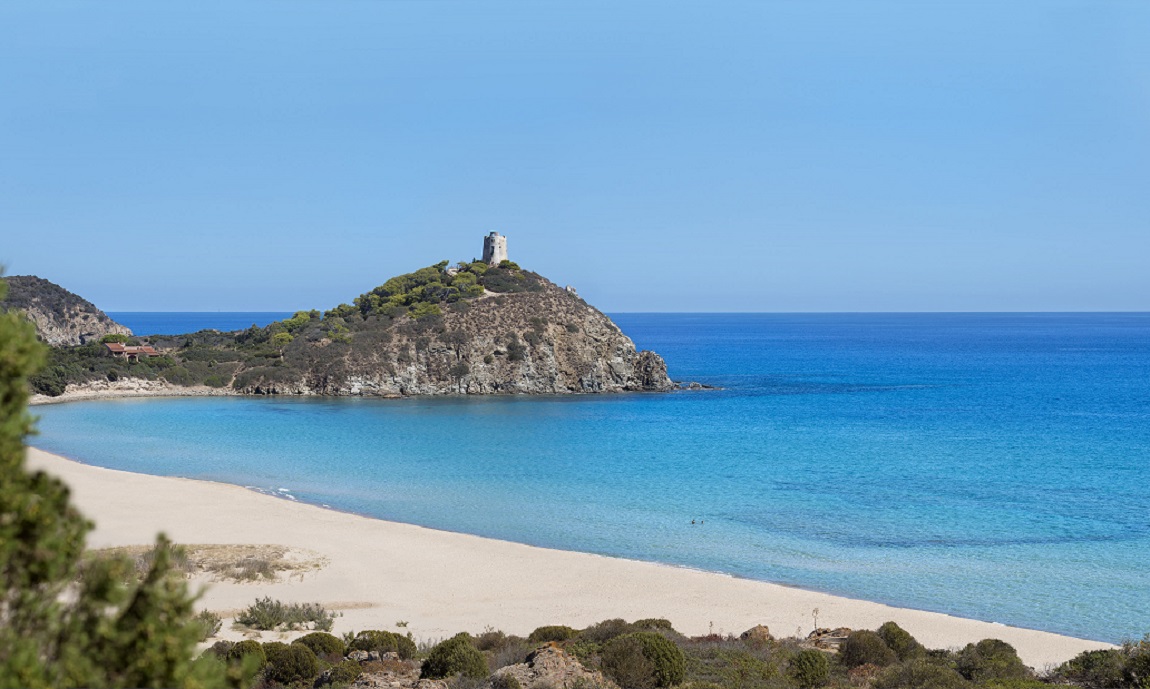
[108, 312, 291, 335]
[31, 313, 1150, 642]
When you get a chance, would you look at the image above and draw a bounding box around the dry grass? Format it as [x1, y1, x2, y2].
[86, 543, 328, 583]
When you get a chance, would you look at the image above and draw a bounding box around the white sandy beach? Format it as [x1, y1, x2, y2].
[26, 447, 1112, 669]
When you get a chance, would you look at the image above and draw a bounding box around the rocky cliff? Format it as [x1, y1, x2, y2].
[229, 277, 672, 396]
[30, 262, 675, 398]
[1, 275, 132, 346]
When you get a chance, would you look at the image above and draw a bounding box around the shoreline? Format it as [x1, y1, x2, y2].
[29, 380, 238, 406]
[25, 447, 1113, 669]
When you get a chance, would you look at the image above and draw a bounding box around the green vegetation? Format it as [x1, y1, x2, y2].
[840, 630, 898, 669]
[25, 260, 550, 397]
[789, 649, 830, 688]
[347, 629, 418, 659]
[225, 640, 267, 668]
[106, 609, 1150, 689]
[528, 625, 579, 643]
[235, 596, 336, 631]
[602, 632, 687, 688]
[262, 642, 319, 686]
[293, 631, 347, 659]
[420, 633, 490, 679]
[876, 622, 925, 662]
[0, 274, 249, 687]
[195, 609, 223, 641]
[321, 659, 363, 685]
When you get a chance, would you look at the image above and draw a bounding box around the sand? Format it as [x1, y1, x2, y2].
[25, 447, 1112, 669]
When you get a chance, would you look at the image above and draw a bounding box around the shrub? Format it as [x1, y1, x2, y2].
[789, 649, 830, 688]
[839, 630, 897, 669]
[874, 658, 969, 689]
[582, 618, 638, 644]
[528, 625, 578, 644]
[226, 639, 266, 667]
[491, 674, 523, 689]
[1126, 642, 1150, 689]
[634, 619, 677, 633]
[1057, 648, 1126, 688]
[263, 642, 320, 686]
[194, 609, 222, 641]
[348, 629, 418, 659]
[601, 632, 686, 689]
[161, 366, 196, 386]
[294, 631, 347, 659]
[956, 639, 1030, 682]
[682, 646, 777, 689]
[235, 596, 336, 631]
[321, 659, 364, 686]
[876, 622, 925, 661]
[420, 633, 489, 679]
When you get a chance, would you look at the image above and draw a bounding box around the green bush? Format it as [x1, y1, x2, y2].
[294, 631, 347, 659]
[193, 609, 222, 641]
[322, 659, 363, 685]
[348, 629, 417, 659]
[789, 649, 830, 688]
[839, 630, 897, 669]
[601, 632, 686, 689]
[634, 619, 677, 633]
[161, 366, 195, 386]
[491, 674, 522, 689]
[684, 647, 777, 689]
[420, 633, 489, 679]
[1125, 643, 1150, 689]
[236, 596, 335, 631]
[263, 642, 320, 686]
[874, 658, 969, 689]
[876, 622, 925, 661]
[956, 639, 1030, 683]
[528, 625, 578, 644]
[582, 618, 639, 644]
[226, 639, 266, 667]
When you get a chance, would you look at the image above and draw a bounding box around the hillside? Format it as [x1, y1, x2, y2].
[27, 261, 674, 397]
[0, 275, 132, 346]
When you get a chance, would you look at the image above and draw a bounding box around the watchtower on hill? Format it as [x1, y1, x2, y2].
[482, 232, 508, 266]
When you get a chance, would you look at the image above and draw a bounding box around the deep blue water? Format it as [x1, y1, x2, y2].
[32, 313, 1150, 643]
[108, 312, 291, 335]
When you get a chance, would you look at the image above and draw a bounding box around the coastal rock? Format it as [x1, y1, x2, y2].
[224, 276, 675, 397]
[1, 275, 132, 346]
[483, 644, 615, 689]
[740, 625, 774, 644]
[805, 627, 852, 651]
[27, 260, 677, 399]
[345, 655, 429, 689]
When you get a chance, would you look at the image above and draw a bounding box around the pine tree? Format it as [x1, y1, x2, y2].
[0, 275, 245, 688]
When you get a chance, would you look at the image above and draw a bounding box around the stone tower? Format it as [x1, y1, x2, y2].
[482, 232, 508, 266]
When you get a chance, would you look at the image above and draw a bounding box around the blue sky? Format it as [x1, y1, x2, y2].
[2, 1, 1147, 312]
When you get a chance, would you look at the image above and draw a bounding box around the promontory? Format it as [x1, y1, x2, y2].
[22, 237, 674, 398]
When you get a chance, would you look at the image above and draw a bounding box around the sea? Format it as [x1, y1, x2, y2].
[32, 312, 1150, 644]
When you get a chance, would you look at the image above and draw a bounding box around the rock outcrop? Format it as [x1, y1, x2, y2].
[740, 624, 774, 645]
[27, 261, 677, 399]
[1, 275, 131, 346]
[484, 645, 615, 689]
[222, 276, 674, 396]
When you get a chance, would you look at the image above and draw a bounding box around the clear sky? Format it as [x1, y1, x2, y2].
[2, 1, 1147, 312]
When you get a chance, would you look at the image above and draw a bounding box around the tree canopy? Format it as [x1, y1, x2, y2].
[0, 274, 245, 688]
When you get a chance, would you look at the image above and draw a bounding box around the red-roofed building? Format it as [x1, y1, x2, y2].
[105, 342, 160, 362]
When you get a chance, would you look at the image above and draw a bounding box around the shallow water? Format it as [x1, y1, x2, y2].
[32, 313, 1150, 642]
